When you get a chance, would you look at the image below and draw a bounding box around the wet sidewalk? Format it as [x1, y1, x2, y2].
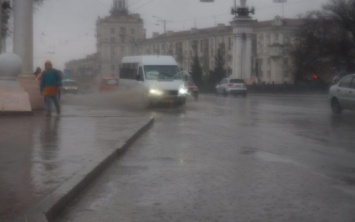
[0, 104, 151, 221]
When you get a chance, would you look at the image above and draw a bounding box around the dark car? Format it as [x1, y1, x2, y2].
[62, 79, 78, 94]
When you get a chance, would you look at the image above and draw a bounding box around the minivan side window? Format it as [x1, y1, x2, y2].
[120, 63, 138, 79]
[137, 67, 144, 81]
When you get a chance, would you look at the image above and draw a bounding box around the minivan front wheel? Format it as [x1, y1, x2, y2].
[331, 98, 343, 114]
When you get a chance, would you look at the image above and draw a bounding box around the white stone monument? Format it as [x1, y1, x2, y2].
[230, 0, 255, 84]
[14, 0, 44, 111]
[0, 53, 31, 113]
[0, 0, 43, 113]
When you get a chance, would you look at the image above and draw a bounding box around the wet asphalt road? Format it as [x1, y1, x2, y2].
[0, 91, 151, 221]
[56, 94, 355, 222]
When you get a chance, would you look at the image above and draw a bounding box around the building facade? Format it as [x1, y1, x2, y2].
[137, 24, 235, 78]
[96, 0, 144, 78]
[254, 16, 302, 84]
[65, 0, 302, 85]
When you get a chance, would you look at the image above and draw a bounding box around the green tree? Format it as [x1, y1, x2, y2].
[206, 43, 227, 91]
[290, 0, 355, 82]
[190, 54, 203, 89]
[323, 0, 355, 72]
[1, 1, 11, 39]
[324, 0, 355, 43]
[1, 0, 44, 39]
[212, 43, 227, 83]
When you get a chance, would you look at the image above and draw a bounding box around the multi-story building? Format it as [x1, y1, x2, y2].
[96, 0, 144, 78]
[65, 53, 98, 78]
[137, 24, 235, 77]
[65, 0, 303, 85]
[254, 16, 302, 84]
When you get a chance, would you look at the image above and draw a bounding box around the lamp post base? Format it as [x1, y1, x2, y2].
[0, 80, 32, 114]
[17, 73, 44, 111]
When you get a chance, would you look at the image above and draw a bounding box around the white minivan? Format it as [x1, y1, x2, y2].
[119, 55, 188, 106]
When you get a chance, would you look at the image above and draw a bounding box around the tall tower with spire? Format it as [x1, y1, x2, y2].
[230, 0, 255, 83]
[96, 0, 144, 78]
[111, 0, 128, 14]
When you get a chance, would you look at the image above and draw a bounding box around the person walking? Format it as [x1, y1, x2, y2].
[40, 60, 62, 116]
[34, 67, 42, 77]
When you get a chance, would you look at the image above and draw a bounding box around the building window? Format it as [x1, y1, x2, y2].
[131, 29, 135, 34]
[120, 27, 126, 37]
[267, 71, 271, 77]
[284, 34, 290, 43]
[111, 37, 115, 43]
[111, 28, 115, 34]
[266, 34, 270, 44]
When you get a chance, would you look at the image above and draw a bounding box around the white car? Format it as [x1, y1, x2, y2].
[215, 78, 247, 97]
[329, 74, 355, 114]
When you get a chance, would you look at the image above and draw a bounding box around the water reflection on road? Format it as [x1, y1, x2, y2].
[57, 94, 355, 222]
[0, 92, 150, 221]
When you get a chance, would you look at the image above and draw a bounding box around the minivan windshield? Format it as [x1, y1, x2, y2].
[144, 65, 181, 81]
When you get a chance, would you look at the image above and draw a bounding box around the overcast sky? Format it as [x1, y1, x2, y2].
[10, 0, 329, 70]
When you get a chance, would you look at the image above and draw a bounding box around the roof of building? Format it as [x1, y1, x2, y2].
[143, 18, 303, 42]
[98, 12, 143, 23]
[255, 18, 303, 28]
[144, 25, 233, 42]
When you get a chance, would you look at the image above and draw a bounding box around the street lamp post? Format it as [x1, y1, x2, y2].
[153, 16, 167, 55]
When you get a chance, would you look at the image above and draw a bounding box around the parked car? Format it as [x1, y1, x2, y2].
[98, 77, 119, 92]
[215, 78, 247, 97]
[329, 74, 355, 114]
[62, 79, 78, 94]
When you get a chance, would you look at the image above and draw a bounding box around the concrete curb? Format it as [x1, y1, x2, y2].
[22, 117, 155, 222]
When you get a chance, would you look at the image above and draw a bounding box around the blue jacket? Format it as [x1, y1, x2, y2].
[40, 69, 62, 92]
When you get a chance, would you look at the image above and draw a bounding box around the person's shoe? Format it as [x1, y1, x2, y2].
[45, 112, 51, 117]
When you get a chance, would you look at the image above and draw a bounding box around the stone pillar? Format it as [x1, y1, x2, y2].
[230, 0, 255, 83]
[14, 0, 44, 110]
[233, 33, 243, 78]
[245, 33, 253, 81]
[0, 4, 2, 53]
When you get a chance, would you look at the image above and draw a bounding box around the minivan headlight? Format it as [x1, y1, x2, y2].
[178, 86, 188, 95]
[149, 88, 163, 96]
